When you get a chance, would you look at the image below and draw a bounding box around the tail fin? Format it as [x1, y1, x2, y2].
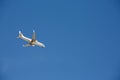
[17, 31, 23, 38]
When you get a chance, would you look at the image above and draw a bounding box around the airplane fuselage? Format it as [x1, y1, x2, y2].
[29, 39, 36, 45]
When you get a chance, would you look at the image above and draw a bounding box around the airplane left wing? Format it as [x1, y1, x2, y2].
[34, 41, 45, 48]
[23, 44, 31, 47]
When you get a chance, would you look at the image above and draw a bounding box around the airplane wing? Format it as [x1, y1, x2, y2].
[34, 41, 45, 48]
[32, 30, 36, 40]
[23, 44, 31, 47]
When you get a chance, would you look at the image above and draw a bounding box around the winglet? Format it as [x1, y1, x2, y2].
[33, 30, 35, 33]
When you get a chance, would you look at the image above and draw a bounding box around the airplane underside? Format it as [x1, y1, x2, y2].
[23, 41, 36, 47]
[18, 30, 45, 48]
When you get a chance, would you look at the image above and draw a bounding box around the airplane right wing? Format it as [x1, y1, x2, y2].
[32, 30, 36, 40]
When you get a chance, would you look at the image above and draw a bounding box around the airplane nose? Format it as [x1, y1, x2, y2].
[42, 45, 45, 48]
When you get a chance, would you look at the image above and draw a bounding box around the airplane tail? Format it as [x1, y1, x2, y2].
[17, 31, 23, 38]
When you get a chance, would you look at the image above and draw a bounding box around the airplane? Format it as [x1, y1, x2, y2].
[17, 30, 45, 48]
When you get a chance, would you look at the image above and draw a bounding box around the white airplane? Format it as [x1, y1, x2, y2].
[17, 30, 45, 48]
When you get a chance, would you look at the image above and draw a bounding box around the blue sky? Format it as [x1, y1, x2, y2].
[0, 0, 120, 80]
